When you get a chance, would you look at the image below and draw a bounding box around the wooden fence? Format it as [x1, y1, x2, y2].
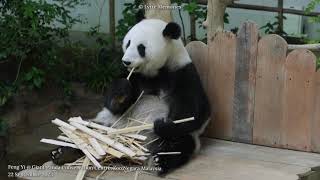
[186, 21, 320, 153]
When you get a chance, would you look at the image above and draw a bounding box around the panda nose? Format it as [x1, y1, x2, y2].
[122, 61, 131, 66]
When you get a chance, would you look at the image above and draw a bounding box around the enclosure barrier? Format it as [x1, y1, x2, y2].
[186, 21, 320, 153]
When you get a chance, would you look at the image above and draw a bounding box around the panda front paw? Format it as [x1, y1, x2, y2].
[153, 154, 170, 176]
[153, 118, 175, 138]
[51, 147, 83, 165]
[92, 107, 117, 126]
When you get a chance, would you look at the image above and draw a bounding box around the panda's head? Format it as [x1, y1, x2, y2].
[122, 19, 191, 77]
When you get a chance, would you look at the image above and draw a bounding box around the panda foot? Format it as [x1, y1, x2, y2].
[151, 136, 196, 176]
[153, 151, 194, 176]
[51, 147, 83, 165]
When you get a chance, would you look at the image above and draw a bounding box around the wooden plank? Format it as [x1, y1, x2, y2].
[205, 32, 236, 140]
[311, 70, 320, 153]
[232, 22, 258, 143]
[253, 34, 287, 147]
[185, 41, 209, 92]
[282, 49, 316, 151]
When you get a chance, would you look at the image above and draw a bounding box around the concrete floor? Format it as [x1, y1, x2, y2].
[17, 138, 320, 180]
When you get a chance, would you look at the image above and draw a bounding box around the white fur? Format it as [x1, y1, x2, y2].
[122, 19, 191, 77]
[192, 118, 210, 153]
[93, 95, 169, 128]
[92, 107, 117, 126]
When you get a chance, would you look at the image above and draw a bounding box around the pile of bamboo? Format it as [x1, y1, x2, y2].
[40, 116, 194, 180]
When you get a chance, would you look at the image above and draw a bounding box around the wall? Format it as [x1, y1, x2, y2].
[59, 0, 319, 41]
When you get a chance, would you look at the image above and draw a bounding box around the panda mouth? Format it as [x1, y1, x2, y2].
[128, 66, 141, 72]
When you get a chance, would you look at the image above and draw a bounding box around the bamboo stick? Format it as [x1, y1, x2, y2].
[40, 139, 77, 148]
[88, 138, 106, 156]
[157, 152, 181, 155]
[127, 67, 135, 80]
[132, 141, 149, 152]
[100, 144, 124, 158]
[69, 117, 114, 133]
[123, 134, 147, 141]
[75, 157, 90, 180]
[57, 135, 72, 143]
[108, 117, 195, 135]
[52, 118, 76, 131]
[108, 124, 153, 135]
[59, 127, 102, 168]
[70, 122, 136, 157]
[134, 171, 139, 180]
[143, 138, 159, 147]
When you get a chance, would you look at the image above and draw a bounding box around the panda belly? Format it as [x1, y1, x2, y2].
[128, 93, 169, 124]
[111, 93, 169, 150]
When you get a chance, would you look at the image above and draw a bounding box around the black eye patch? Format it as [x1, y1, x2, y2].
[126, 40, 131, 49]
[137, 44, 145, 57]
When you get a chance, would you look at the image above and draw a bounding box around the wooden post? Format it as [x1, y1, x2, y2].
[190, 14, 196, 41]
[206, 0, 235, 42]
[277, 0, 284, 33]
[232, 22, 258, 143]
[144, 0, 172, 22]
[109, 0, 115, 49]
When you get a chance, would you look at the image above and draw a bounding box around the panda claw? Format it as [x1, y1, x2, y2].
[50, 147, 83, 166]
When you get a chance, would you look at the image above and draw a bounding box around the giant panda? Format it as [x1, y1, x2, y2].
[51, 17, 210, 175]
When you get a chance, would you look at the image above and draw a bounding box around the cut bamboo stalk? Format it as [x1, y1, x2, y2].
[108, 117, 195, 135]
[75, 157, 90, 180]
[157, 152, 181, 155]
[70, 122, 136, 157]
[85, 144, 103, 160]
[132, 141, 149, 152]
[59, 127, 102, 168]
[67, 131, 102, 159]
[40, 138, 77, 148]
[57, 135, 72, 143]
[127, 67, 135, 80]
[134, 170, 139, 180]
[123, 134, 147, 141]
[52, 118, 76, 131]
[100, 144, 124, 158]
[143, 138, 159, 147]
[88, 138, 106, 156]
[69, 117, 115, 133]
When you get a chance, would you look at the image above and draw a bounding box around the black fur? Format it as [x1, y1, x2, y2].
[137, 44, 146, 57]
[153, 135, 196, 175]
[50, 63, 210, 175]
[136, 10, 145, 23]
[129, 64, 210, 132]
[125, 40, 131, 49]
[104, 78, 137, 114]
[51, 147, 83, 165]
[162, 22, 181, 39]
[130, 63, 209, 174]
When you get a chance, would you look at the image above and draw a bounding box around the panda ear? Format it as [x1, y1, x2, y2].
[162, 22, 181, 39]
[135, 10, 145, 23]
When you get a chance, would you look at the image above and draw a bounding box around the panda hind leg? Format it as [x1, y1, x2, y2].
[51, 147, 83, 165]
[152, 134, 196, 176]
